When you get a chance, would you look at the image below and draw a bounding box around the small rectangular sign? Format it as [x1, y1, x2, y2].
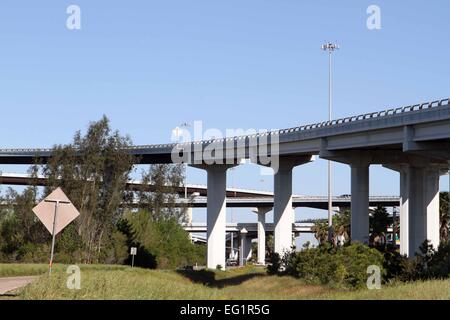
[130, 247, 137, 255]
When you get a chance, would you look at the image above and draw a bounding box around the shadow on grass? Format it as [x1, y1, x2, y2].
[176, 269, 265, 288]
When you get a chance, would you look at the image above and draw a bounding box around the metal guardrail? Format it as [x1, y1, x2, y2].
[1, 98, 448, 153]
[191, 195, 399, 201]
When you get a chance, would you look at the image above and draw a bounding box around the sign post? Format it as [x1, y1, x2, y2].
[45, 199, 70, 275]
[130, 247, 137, 268]
[33, 188, 80, 276]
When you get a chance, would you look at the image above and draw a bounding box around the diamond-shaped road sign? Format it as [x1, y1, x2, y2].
[32, 187, 80, 235]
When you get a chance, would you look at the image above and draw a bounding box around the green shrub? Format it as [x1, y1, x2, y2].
[380, 245, 409, 281]
[266, 252, 281, 275]
[378, 240, 450, 282]
[122, 211, 206, 269]
[335, 243, 386, 288]
[427, 241, 450, 278]
[16, 243, 51, 263]
[269, 242, 385, 289]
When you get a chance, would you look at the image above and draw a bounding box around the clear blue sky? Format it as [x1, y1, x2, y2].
[0, 1, 449, 230]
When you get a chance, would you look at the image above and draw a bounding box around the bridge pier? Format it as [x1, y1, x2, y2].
[185, 207, 193, 224]
[272, 156, 313, 255]
[399, 165, 410, 256]
[405, 166, 440, 256]
[252, 207, 272, 265]
[350, 163, 370, 244]
[319, 148, 373, 244]
[192, 164, 236, 269]
[388, 163, 442, 257]
[239, 228, 252, 266]
[206, 166, 227, 269]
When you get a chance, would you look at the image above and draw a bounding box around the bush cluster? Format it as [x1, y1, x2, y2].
[119, 212, 206, 269]
[269, 242, 385, 289]
[269, 240, 450, 289]
[382, 240, 450, 282]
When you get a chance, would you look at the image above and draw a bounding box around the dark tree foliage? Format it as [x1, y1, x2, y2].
[0, 117, 203, 267]
[135, 164, 191, 222]
[0, 185, 49, 258]
[122, 209, 205, 269]
[369, 205, 390, 248]
[42, 116, 135, 263]
[370, 205, 390, 235]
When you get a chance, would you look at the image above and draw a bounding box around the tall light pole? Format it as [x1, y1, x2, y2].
[229, 167, 236, 223]
[322, 42, 339, 242]
[181, 123, 191, 199]
[172, 123, 191, 200]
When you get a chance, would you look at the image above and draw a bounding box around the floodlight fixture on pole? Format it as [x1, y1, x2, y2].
[322, 41, 339, 242]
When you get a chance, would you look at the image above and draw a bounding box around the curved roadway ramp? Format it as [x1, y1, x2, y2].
[0, 276, 37, 296]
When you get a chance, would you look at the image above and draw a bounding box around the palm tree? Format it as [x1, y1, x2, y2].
[312, 219, 328, 245]
[312, 209, 350, 246]
[370, 205, 390, 247]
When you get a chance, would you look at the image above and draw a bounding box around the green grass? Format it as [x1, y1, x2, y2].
[0, 264, 49, 277]
[0, 263, 128, 277]
[1, 264, 329, 300]
[324, 279, 450, 300]
[2, 263, 450, 300]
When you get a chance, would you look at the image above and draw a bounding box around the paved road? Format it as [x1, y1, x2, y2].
[0, 276, 38, 295]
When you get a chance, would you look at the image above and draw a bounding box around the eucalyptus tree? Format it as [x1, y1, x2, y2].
[135, 163, 190, 223]
[43, 116, 134, 263]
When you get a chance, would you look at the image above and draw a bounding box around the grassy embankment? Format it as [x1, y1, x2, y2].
[1, 263, 450, 300]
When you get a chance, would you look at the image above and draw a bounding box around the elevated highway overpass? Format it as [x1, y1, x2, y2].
[183, 222, 315, 234]
[1, 98, 449, 268]
[0, 172, 399, 210]
[1, 98, 449, 165]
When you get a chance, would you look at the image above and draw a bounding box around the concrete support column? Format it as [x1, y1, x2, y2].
[252, 207, 271, 265]
[244, 237, 253, 262]
[424, 168, 440, 250]
[350, 163, 370, 243]
[190, 164, 236, 270]
[399, 165, 440, 257]
[261, 155, 313, 256]
[385, 160, 444, 257]
[407, 167, 440, 256]
[229, 232, 236, 259]
[273, 163, 294, 255]
[399, 166, 409, 256]
[206, 166, 227, 269]
[185, 207, 193, 224]
[239, 228, 249, 266]
[407, 167, 427, 256]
